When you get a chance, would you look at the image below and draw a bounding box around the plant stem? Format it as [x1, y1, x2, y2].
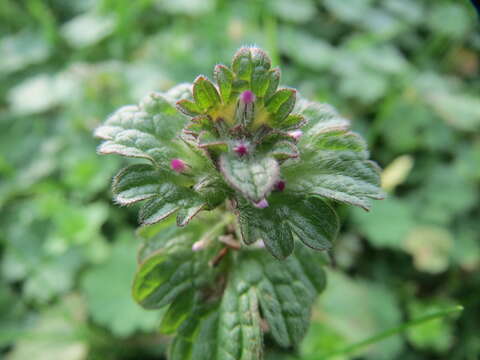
[309, 305, 464, 359]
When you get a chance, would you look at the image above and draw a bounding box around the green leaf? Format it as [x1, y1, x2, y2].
[95, 91, 188, 167]
[285, 103, 384, 210]
[286, 195, 338, 251]
[215, 268, 263, 360]
[266, 88, 297, 125]
[214, 64, 234, 103]
[193, 76, 221, 111]
[270, 140, 299, 160]
[168, 246, 326, 359]
[238, 200, 294, 259]
[139, 187, 205, 226]
[177, 99, 202, 117]
[237, 193, 338, 258]
[112, 164, 163, 205]
[219, 153, 279, 202]
[279, 114, 306, 130]
[232, 47, 253, 81]
[239, 248, 327, 347]
[264, 68, 281, 101]
[132, 229, 221, 309]
[160, 289, 196, 334]
[250, 48, 272, 98]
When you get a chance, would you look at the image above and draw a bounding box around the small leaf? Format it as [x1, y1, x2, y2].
[250, 47, 272, 97]
[197, 131, 228, 153]
[214, 64, 234, 103]
[193, 76, 221, 111]
[270, 140, 299, 160]
[264, 68, 281, 101]
[266, 88, 297, 124]
[177, 99, 202, 117]
[219, 153, 279, 202]
[280, 114, 307, 130]
[232, 47, 253, 81]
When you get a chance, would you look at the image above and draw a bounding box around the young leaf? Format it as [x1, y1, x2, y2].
[266, 88, 297, 125]
[264, 68, 281, 101]
[177, 99, 202, 117]
[214, 64, 234, 103]
[219, 153, 280, 203]
[232, 47, 253, 81]
[193, 76, 221, 111]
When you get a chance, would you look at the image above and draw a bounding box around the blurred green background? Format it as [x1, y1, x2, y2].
[1, 0, 479, 359]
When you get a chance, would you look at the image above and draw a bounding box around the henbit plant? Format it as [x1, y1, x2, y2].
[94, 46, 384, 359]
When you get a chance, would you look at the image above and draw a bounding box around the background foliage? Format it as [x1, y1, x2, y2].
[1, 0, 479, 359]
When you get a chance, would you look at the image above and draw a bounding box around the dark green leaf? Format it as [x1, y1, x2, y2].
[132, 231, 220, 309]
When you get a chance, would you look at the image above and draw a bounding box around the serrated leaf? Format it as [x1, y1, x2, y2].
[132, 231, 220, 309]
[177, 99, 202, 117]
[95, 91, 188, 166]
[238, 201, 294, 259]
[286, 103, 384, 210]
[285, 195, 338, 251]
[219, 154, 279, 202]
[266, 88, 297, 124]
[237, 193, 338, 258]
[239, 247, 327, 347]
[193, 76, 221, 111]
[214, 64, 234, 103]
[112, 164, 162, 205]
[138, 186, 205, 226]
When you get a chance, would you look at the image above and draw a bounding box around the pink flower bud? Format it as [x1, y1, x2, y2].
[240, 90, 255, 104]
[275, 180, 286, 192]
[234, 143, 249, 157]
[192, 239, 206, 251]
[171, 158, 186, 173]
[288, 130, 303, 140]
[254, 199, 269, 209]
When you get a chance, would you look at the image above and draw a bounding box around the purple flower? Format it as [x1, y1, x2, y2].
[275, 180, 286, 192]
[171, 158, 186, 173]
[254, 199, 269, 209]
[240, 90, 256, 104]
[288, 130, 303, 140]
[234, 143, 249, 157]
